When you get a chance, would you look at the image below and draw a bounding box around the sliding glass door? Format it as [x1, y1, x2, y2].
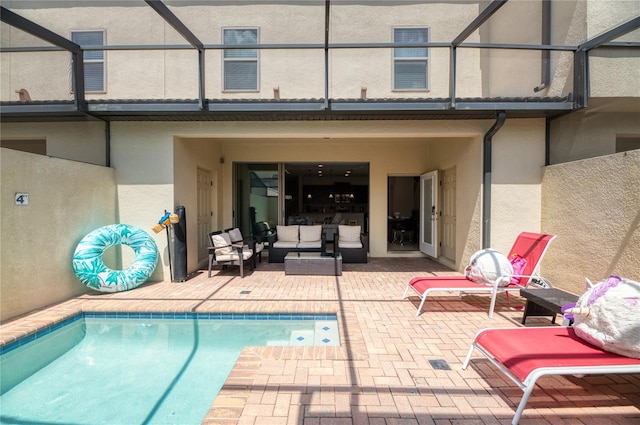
[234, 163, 280, 237]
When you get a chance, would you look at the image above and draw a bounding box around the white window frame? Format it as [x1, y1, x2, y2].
[392, 27, 429, 91]
[70, 30, 106, 93]
[222, 27, 260, 92]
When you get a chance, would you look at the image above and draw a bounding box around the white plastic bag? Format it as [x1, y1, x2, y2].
[464, 249, 513, 287]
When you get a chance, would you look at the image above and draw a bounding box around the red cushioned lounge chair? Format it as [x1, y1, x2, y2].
[403, 232, 556, 317]
[462, 326, 640, 424]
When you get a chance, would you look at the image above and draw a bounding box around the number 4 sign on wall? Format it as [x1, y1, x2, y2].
[15, 193, 29, 205]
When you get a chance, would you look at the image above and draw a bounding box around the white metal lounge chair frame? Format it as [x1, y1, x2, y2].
[403, 277, 542, 318]
[403, 232, 556, 318]
[462, 327, 640, 425]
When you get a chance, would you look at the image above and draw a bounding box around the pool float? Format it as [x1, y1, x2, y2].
[72, 224, 158, 292]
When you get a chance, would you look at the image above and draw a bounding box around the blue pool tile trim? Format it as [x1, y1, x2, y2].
[0, 313, 84, 355]
[1, 312, 338, 355]
[81, 312, 337, 321]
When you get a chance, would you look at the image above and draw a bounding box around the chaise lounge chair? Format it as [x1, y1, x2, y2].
[462, 326, 640, 425]
[403, 232, 556, 317]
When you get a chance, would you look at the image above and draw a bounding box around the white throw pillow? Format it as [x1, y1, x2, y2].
[228, 228, 243, 243]
[211, 232, 233, 255]
[338, 225, 361, 243]
[300, 225, 322, 242]
[276, 225, 299, 242]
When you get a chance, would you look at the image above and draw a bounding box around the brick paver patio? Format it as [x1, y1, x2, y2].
[2, 257, 639, 424]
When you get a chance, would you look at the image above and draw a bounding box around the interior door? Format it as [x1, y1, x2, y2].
[419, 170, 439, 257]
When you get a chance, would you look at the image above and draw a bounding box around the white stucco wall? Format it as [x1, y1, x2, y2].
[430, 136, 481, 266]
[550, 106, 640, 164]
[8, 0, 635, 102]
[109, 123, 176, 281]
[541, 150, 640, 295]
[433, 119, 547, 265]
[589, 47, 640, 98]
[329, 1, 482, 98]
[0, 121, 107, 166]
[174, 137, 224, 271]
[586, 0, 640, 98]
[0, 148, 117, 321]
[0, 2, 326, 100]
[586, 0, 640, 39]
[490, 119, 546, 250]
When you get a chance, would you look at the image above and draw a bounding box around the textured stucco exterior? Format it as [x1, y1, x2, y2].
[0, 121, 107, 166]
[1, 0, 608, 102]
[0, 148, 117, 321]
[541, 150, 640, 295]
[549, 104, 640, 164]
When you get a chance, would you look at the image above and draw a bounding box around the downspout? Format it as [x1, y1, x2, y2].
[323, 0, 330, 110]
[105, 121, 111, 167]
[545, 118, 551, 166]
[482, 111, 506, 249]
[533, 0, 551, 92]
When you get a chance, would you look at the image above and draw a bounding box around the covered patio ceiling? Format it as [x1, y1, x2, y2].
[1, 0, 639, 123]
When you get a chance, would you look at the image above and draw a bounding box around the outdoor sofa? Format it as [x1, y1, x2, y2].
[268, 224, 368, 263]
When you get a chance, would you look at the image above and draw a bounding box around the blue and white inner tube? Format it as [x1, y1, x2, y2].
[72, 224, 158, 292]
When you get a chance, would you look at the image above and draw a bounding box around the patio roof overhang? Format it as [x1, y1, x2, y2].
[1, 1, 638, 123]
[0, 96, 574, 123]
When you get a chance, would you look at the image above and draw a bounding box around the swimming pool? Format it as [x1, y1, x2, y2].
[0, 312, 339, 425]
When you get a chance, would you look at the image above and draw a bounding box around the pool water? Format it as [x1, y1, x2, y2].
[0, 313, 339, 425]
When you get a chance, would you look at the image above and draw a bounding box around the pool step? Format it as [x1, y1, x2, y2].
[270, 321, 341, 346]
[287, 322, 340, 346]
[314, 321, 340, 346]
[289, 330, 314, 346]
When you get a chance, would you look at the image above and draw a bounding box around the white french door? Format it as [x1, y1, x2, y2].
[419, 170, 439, 257]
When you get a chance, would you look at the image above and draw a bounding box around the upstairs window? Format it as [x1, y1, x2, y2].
[71, 30, 105, 92]
[393, 27, 428, 91]
[223, 28, 259, 91]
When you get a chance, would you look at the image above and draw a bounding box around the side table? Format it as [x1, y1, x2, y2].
[520, 287, 579, 325]
[284, 252, 342, 276]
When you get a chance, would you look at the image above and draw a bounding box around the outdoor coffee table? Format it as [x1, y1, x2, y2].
[520, 287, 579, 325]
[284, 252, 342, 276]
